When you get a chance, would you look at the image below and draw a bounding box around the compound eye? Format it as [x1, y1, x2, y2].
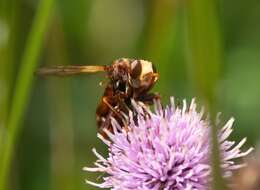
[130, 60, 142, 79]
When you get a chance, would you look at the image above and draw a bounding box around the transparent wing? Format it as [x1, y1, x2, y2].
[36, 65, 107, 76]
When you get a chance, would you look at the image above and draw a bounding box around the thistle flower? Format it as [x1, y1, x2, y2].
[84, 98, 253, 190]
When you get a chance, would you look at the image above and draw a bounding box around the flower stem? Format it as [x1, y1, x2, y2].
[185, 0, 227, 189]
[0, 0, 54, 189]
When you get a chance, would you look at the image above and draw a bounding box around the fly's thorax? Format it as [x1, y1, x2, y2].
[109, 58, 131, 82]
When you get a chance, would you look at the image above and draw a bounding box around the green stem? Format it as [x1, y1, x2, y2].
[0, 0, 18, 153]
[0, 0, 54, 189]
[185, 0, 227, 189]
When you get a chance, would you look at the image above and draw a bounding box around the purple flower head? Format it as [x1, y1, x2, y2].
[84, 98, 253, 190]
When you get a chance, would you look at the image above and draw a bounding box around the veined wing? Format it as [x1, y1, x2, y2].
[36, 65, 107, 76]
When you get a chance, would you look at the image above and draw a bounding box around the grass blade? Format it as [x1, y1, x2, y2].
[0, 0, 54, 189]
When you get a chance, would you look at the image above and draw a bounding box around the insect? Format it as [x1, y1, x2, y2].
[37, 58, 160, 138]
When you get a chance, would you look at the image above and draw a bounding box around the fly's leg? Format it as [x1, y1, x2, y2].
[102, 97, 121, 118]
[115, 97, 131, 133]
[137, 92, 161, 105]
[102, 97, 128, 130]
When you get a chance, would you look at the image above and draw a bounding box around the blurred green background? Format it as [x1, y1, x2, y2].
[0, 0, 260, 189]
